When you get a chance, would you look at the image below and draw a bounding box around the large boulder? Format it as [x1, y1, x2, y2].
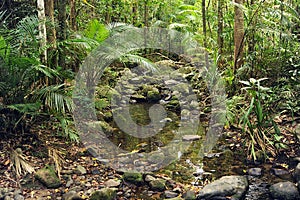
[293, 163, 300, 182]
[35, 165, 61, 188]
[196, 175, 248, 200]
[269, 181, 300, 200]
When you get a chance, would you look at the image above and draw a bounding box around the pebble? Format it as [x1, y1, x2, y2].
[271, 168, 292, 180]
[13, 194, 24, 200]
[248, 168, 262, 176]
[104, 179, 121, 187]
[164, 190, 178, 198]
[182, 135, 201, 141]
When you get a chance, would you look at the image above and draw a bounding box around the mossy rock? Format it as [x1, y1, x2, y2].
[89, 188, 117, 200]
[122, 172, 143, 185]
[35, 165, 61, 188]
[149, 179, 166, 191]
[147, 88, 161, 102]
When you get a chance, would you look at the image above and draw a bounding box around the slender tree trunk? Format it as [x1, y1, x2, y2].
[248, 0, 255, 75]
[45, 0, 57, 69]
[202, 0, 209, 67]
[132, 0, 138, 25]
[233, 0, 244, 72]
[202, 0, 207, 48]
[37, 0, 47, 64]
[105, 1, 111, 23]
[70, 0, 77, 31]
[144, 0, 148, 27]
[217, 0, 224, 67]
[57, 0, 67, 70]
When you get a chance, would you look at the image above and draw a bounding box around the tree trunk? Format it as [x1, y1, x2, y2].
[45, 0, 57, 69]
[70, 0, 77, 31]
[132, 0, 138, 25]
[144, 0, 149, 27]
[217, 0, 224, 67]
[202, 0, 209, 67]
[57, 0, 67, 70]
[37, 0, 47, 64]
[233, 0, 244, 72]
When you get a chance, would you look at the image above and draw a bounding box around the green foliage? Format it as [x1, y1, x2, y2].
[239, 78, 286, 161]
[84, 19, 109, 43]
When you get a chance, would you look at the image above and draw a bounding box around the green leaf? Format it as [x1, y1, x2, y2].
[84, 19, 109, 43]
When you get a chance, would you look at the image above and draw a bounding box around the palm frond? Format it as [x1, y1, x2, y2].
[121, 54, 159, 73]
[10, 148, 35, 178]
[48, 147, 65, 179]
[31, 84, 73, 114]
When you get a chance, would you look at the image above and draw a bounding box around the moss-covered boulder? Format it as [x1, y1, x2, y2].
[122, 172, 143, 185]
[147, 88, 161, 102]
[149, 179, 166, 191]
[89, 188, 117, 200]
[35, 165, 61, 188]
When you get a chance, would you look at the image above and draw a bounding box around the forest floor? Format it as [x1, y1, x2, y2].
[0, 115, 299, 199]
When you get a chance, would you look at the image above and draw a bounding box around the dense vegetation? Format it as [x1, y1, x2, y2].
[0, 0, 299, 166]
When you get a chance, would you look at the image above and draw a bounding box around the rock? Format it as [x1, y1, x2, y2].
[0, 188, 9, 199]
[75, 165, 87, 175]
[4, 196, 12, 200]
[147, 88, 161, 102]
[293, 163, 300, 182]
[164, 190, 178, 198]
[196, 175, 248, 200]
[63, 191, 82, 200]
[248, 168, 262, 177]
[271, 168, 292, 180]
[145, 175, 156, 182]
[269, 181, 300, 200]
[295, 124, 300, 141]
[35, 165, 62, 188]
[149, 179, 166, 191]
[165, 79, 179, 86]
[66, 178, 74, 187]
[13, 194, 24, 200]
[164, 198, 183, 200]
[182, 135, 201, 141]
[129, 77, 143, 84]
[183, 190, 196, 200]
[104, 179, 121, 188]
[89, 188, 117, 200]
[122, 172, 143, 185]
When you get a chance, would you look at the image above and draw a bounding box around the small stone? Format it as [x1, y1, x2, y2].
[13, 194, 24, 200]
[4, 196, 12, 200]
[172, 187, 182, 193]
[294, 163, 300, 182]
[63, 191, 82, 200]
[183, 190, 196, 200]
[271, 168, 292, 180]
[104, 179, 121, 188]
[248, 168, 262, 176]
[66, 178, 73, 187]
[85, 182, 91, 187]
[149, 179, 166, 191]
[270, 181, 300, 200]
[145, 175, 156, 182]
[89, 188, 117, 200]
[164, 190, 178, 198]
[182, 135, 201, 141]
[75, 165, 87, 175]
